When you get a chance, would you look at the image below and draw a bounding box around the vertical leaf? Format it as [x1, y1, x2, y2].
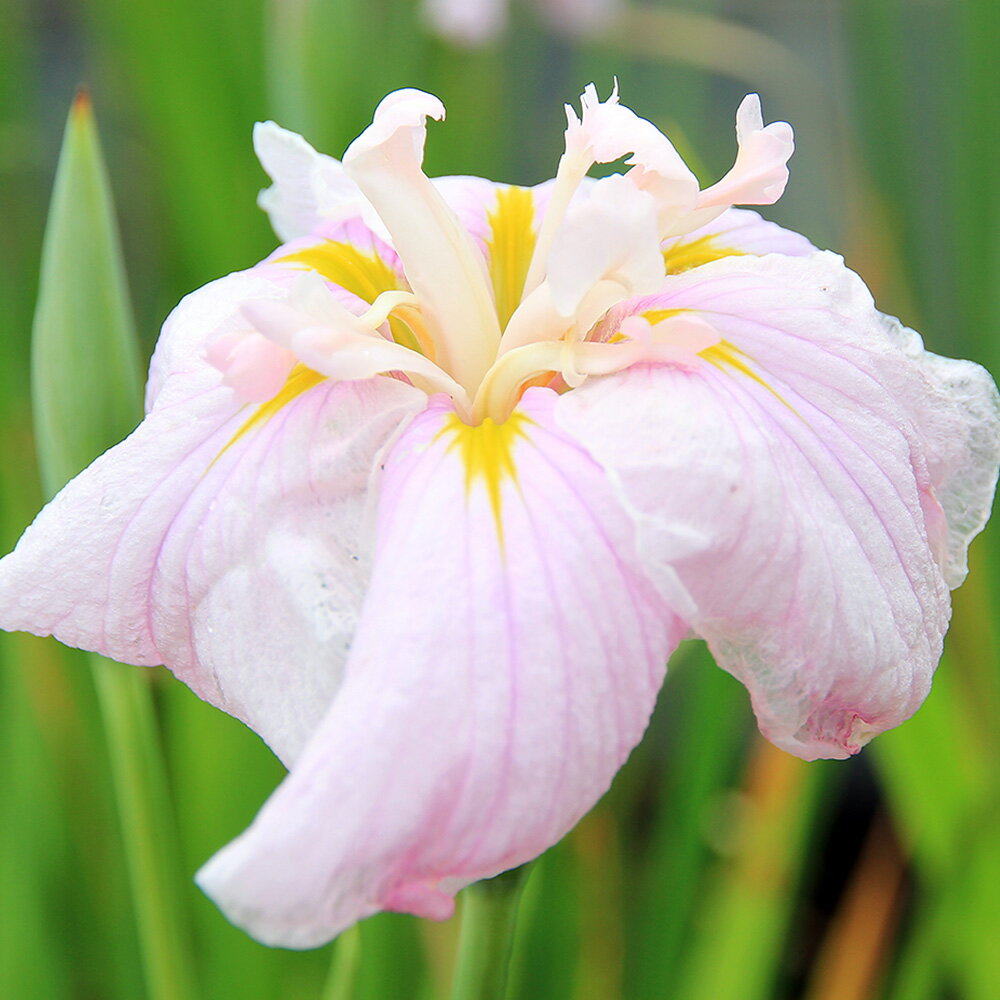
[30, 92, 198, 1000]
[31, 89, 142, 495]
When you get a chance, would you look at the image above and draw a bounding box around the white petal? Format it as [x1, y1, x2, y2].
[0, 272, 427, 764]
[879, 319, 1000, 585]
[343, 90, 501, 391]
[253, 122, 364, 241]
[545, 175, 664, 316]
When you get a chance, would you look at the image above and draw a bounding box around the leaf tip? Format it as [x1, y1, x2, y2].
[72, 85, 92, 119]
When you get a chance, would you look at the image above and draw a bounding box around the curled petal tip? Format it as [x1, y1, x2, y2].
[344, 89, 446, 165]
[736, 93, 764, 134]
[694, 94, 793, 213]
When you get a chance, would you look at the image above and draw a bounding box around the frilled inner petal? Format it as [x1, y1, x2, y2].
[695, 95, 794, 212]
[556, 251, 997, 760]
[0, 271, 426, 765]
[196, 389, 687, 947]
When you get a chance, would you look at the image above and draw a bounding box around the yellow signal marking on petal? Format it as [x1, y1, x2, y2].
[640, 308, 686, 326]
[215, 364, 327, 464]
[701, 340, 797, 414]
[276, 241, 431, 358]
[663, 235, 746, 275]
[608, 307, 686, 342]
[439, 411, 532, 543]
[486, 186, 537, 330]
[277, 241, 401, 301]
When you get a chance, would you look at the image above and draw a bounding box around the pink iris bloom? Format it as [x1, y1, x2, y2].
[1, 85, 998, 948]
[423, 0, 619, 46]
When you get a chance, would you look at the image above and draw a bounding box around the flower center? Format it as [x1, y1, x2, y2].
[269, 184, 694, 425]
[218, 86, 794, 427]
[245, 187, 746, 430]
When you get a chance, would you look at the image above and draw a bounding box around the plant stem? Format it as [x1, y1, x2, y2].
[91, 657, 198, 1000]
[450, 866, 531, 1000]
[322, 926, 361, 1000]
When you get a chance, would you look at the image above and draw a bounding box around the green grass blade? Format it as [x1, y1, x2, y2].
[626, 648, 751, 1000]
[450, 867, 531, 1000]
[671, 743, 828, 1000]
[31, 89, 142, 494]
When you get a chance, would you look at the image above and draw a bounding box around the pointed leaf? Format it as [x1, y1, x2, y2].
[31, 89, 143, 499]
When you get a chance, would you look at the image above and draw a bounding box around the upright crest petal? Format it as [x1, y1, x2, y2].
[544, 176, 664, 316]
[344, 90, 501, 391]
[564, 84, 701, 232]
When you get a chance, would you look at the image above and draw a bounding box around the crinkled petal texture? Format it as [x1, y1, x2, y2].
[558, 251, 1000, 760]
[197, 389, 686, 948]
[0, 269, 426, 765]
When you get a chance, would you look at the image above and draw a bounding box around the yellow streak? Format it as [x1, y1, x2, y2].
[276, 240, 431, 357]
[216, 364, 327, 462]
[486, 187, 537, 330]
[633, 308, 794, 413]
[439, 411, 532, 543]
[277, 241, 401, 301]
[663, 234, 746, 274]
[701, 340, 797, 413]
[218, 240, 432, 465]
[640, 307, 686, 326]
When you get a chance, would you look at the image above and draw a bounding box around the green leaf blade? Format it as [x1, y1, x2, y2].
[31, 88, 143, 499]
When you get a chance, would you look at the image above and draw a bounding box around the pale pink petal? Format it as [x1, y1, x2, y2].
[558, 252, 996, 760]
[204, 329, 297, 403]
[146, 269, 290, 411]
[196, 389, 686, 947]
[253, 122, 364, 242]
[567, 84, 700, 228]
[694, 95, 794, 215]
[662, 207, 816, 263]
[0, 387, 236, 671]
[0, 276, 427, 764]
[877, 320, 1000, 585]
[148, 376, 425, 763]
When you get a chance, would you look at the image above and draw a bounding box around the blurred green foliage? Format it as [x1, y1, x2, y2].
[1, 0, 999, 997]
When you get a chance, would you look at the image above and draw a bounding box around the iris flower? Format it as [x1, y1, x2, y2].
[423, 0, 619, 46]
[1, 85, 998, 948]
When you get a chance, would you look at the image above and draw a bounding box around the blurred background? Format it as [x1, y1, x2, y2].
[1, 0, 998, 997]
